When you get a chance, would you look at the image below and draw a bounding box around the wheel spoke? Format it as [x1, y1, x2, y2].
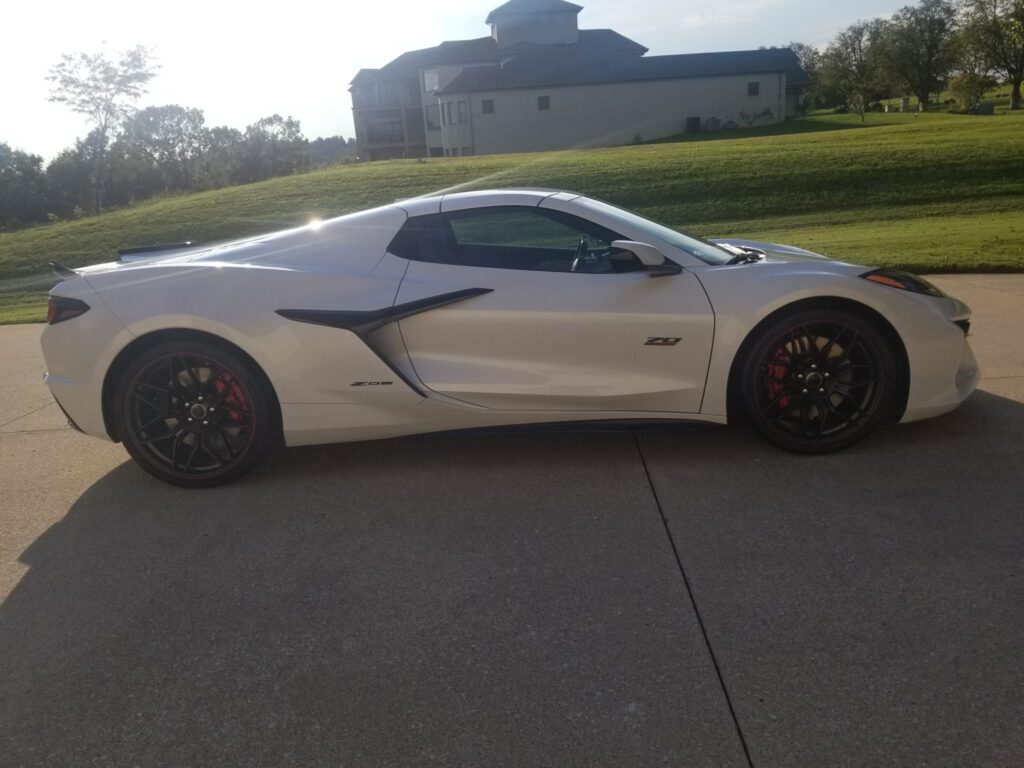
[218, 428, 239, 460]
[831, 389, 864, 421]
[183, 440, 201, 472]
[130, 390, 173, 413]
[170, 432, 182, 469]
[135, 414, 168, 436]
[219, 405, 252, 420]
[820, 324, 848, 359]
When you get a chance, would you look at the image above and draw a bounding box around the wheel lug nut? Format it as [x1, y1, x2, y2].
[819, 388, 825, 393]
[811, 364, 817, 370]
[797, 374, 804, 379]
[202, 420, 208, 425]
[187, 417, 193, 422]
[802, 388, 809, 394]
[198, 396, 203, 401]
[824, 373, 830, 378]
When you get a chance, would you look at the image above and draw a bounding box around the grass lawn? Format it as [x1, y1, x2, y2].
[2, 110, 1022, 323]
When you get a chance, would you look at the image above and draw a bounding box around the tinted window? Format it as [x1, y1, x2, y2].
[389, 206, 641, 274]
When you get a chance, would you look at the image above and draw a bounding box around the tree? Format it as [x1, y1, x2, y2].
[118, 105, 210, 193]
[878, 0, 959, 108]
[821, 21, 889, 119]
[47, 46, 158, 212]
[238, 115, 307, 183]
[0, 143, 50, 230]
[308, 135, 358, 167]
[788, 42, 823, 110]
[196, 126, 245, 189]
[960, 0, 1024, 109]
[949, 69, 999, 106]
[45, 131, 106, 217]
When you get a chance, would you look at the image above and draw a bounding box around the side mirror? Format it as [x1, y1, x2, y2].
[611, 240, 683, 277]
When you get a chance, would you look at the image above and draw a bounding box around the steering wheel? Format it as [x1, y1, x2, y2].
[570, 238, 588, 273]
[571, 238, 614, 273]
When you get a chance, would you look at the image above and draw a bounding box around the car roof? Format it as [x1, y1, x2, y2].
[394, 188, 582, 216]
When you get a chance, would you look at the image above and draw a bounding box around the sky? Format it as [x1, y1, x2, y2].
[2, 0, 911, 161]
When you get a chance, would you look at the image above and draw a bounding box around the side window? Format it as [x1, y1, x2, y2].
[449, 209, 598, 250]
[389, 206, 641, 274]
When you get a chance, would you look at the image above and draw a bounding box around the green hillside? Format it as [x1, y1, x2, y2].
[2, 111, 1022, 324]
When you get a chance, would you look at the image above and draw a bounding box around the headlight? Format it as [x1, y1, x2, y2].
[860, 269, 945, 297]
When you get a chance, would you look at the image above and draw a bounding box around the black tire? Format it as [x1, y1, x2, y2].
[113, 339, 277, 487]
[739, 308, 897, 454]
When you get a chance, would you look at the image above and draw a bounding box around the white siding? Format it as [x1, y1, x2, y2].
[450, 72, 787, 155]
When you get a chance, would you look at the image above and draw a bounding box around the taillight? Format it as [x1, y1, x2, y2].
[47, 296, 90, 324]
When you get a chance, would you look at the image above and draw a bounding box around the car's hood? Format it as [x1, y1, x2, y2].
[712, 239, 835, 263]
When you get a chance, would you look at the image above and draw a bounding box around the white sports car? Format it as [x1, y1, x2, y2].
[41, 189, 978, 487]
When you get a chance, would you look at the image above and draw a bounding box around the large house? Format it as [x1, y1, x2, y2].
[350, 0, 808, 160]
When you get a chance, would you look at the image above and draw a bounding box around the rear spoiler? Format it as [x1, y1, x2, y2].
[118, 242, 198, 262]
[50, 261, 79, 279]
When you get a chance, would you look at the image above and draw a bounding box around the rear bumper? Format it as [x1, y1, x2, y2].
[48, 389, 85, 433]
[40, 279, 134, 442]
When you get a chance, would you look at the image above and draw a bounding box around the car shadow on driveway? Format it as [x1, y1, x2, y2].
[0, 431, 746, 767]
[1, 392, 1021, 766]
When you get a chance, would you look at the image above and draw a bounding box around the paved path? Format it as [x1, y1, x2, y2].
[1, 276, 1022, 766]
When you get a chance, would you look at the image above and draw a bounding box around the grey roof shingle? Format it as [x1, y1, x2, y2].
[351, 29, 647, 84]
[485, 0, 583, 24]
[438, 47, 809, 93]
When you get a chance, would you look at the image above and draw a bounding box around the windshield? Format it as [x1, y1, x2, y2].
[576, 197, 734, 266]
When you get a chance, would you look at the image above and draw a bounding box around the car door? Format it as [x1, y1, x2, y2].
[391, 204, 714, 413]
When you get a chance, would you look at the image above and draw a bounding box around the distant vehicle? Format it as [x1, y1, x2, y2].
[41, 190, 978, 487]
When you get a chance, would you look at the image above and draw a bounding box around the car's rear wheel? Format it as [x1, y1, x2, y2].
[114, 340, 275, 487]
[739, 309, 897, 453]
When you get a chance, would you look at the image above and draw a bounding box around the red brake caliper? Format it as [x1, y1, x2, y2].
[764, 347, 791, 409]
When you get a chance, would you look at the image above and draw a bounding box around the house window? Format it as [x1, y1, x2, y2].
[423, 69, 439, 93]
[748, 81, 760, 97]
[538, 95, 551, 111]
[429, 147, 444, 157]
[446, 102, 456, 126]
[364, 111, 404, 144]
[462, 147, 472, 156]
[458, 101, 468, 124]
[425, 104, 441, 131]
[482, 99, 495, 114]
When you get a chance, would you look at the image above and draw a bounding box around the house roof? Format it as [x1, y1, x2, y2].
[350, 29, 647, 85]
[485, 0, 583, 24]
[438, 47, 809, 93]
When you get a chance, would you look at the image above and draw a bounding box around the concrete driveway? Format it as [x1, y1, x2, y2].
[2, 275, 1022, 767]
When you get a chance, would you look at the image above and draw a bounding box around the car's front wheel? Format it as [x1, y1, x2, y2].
[113, 340, 276, 487]
[739, 308, 898, 453]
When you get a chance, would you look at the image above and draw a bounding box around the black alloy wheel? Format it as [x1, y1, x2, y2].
[740, 309, 897, 453]
[114, 340, 276, 487]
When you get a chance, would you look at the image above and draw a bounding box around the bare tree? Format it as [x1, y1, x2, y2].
[47, 46, 159, 212]
[959, 0, 1024, 109]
